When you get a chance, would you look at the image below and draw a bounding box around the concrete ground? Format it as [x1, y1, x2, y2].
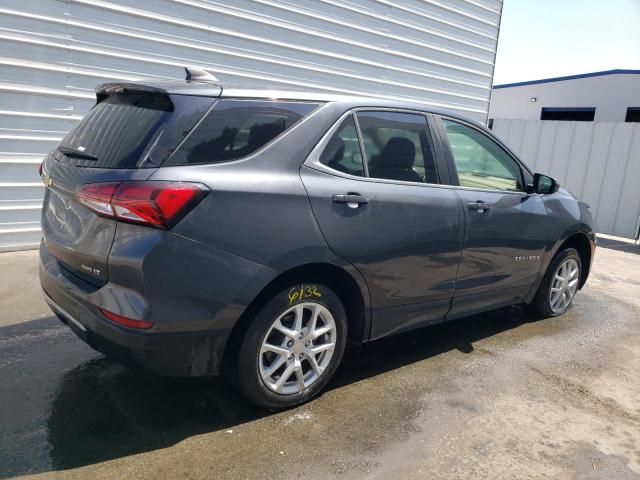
[0, 240, 639, 479]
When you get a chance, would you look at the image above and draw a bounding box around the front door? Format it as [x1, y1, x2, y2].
[301, 111, 464, 339]
[437, 117, 548, 318]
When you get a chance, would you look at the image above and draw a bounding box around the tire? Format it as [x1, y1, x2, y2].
[531, 248, 582, 317]
[234, 283, 347, 409]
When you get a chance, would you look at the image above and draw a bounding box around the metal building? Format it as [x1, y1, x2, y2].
[488, 69, 640, 240]
[0, 0, 503, 251]
[492, 119, 640, 240]
[489, 70, 640, 122]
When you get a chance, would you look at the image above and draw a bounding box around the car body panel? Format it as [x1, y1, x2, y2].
[428, 113, 551, 318]
[41, 159, 157, 286]
[524, 194, 595, 302]
[446, 189, 548, 319]
[300, 166, 464, 339]
[40, 241, 231, 376]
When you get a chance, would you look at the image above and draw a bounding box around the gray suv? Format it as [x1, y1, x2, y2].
[40, 68, 595, 408]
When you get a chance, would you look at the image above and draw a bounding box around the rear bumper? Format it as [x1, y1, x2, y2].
[40, 243, 230, 377]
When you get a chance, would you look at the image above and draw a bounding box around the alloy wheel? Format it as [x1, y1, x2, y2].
[549, 258, 580, 314]
[259, 302, 336, 395]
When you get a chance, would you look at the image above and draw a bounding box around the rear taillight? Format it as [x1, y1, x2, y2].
[76, 181, 208, 229]
[99, 308, 155, 329]
[76, 182, 120, 217]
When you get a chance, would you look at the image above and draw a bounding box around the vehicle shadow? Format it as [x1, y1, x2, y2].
[7, 306, 539, 477]
[596, 237, 639, 255]
[334, 305, 536, 386]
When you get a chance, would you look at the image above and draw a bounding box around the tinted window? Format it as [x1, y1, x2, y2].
[540, 107, 595, 121]
[319, 115, 364, 177]
[442, 119, 524, 192]
[625, 107, 640, 122]
[356, 111, 437, 184]
[58, 94, 213, 168]
[169, 100, 319, 165]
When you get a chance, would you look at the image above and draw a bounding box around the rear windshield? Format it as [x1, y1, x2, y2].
[56, 93, 214, 168]
[166, 100, 320, 166]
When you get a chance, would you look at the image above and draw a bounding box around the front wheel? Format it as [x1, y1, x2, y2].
[532, 248, 582, 317]
[234, 284, 347, 409]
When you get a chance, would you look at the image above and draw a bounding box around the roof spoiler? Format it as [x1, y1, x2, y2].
[95, 67, 222, 103]
[95, 83, 168, 103]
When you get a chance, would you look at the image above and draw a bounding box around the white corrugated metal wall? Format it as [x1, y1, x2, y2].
[0, 0, 502, 251]
[493, 119, 640, 240]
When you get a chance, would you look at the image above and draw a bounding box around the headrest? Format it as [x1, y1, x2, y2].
[323, 135, 346, 167]
[378, 137, 415, 169]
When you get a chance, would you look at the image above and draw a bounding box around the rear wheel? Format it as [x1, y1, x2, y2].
[234, 284, 347, 409]
[532, 248, 582, 317]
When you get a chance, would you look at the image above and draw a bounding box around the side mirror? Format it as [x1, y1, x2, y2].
[532, 173, 559, 194]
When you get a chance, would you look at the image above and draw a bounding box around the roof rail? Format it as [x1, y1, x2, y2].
[184, 67, 220, 84]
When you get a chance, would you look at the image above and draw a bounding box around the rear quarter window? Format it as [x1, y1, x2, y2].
[167, 100, 320, 165]
[319, 115, 365, 177]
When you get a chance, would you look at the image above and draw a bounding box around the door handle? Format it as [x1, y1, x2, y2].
[467, 201, 490, 213]
[332, 194, 369, 209]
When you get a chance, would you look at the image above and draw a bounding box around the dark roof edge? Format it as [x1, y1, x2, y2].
[493, 69, 640, 89]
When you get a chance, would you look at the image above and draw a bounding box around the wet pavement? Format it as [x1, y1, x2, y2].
[1, 240, 639, 479]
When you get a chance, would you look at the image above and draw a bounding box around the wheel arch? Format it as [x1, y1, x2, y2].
[223, 262, 370, 371]
[553, 231, 593, 288]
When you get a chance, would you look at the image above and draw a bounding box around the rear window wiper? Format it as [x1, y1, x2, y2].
[58, 145, 98, 161]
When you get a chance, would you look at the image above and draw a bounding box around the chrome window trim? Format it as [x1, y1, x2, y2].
[438, 113, 533, 175]
[351, 112, 370, 177]
[164, 98, 328, 168]
[305, 107, 535, 196]
[438, 184, 534, 196]
[439, 116, 528, 194]
[305, 106, 445, 189]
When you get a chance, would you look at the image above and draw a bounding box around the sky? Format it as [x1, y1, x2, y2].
[492, 0, 640, 85]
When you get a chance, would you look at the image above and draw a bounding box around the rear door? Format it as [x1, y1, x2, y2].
[434, 116, 548, 318]
[301, 110, 464, 339]
[41, 90, 213, 285]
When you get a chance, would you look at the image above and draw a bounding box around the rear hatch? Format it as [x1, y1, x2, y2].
[41, 85, 215, 286]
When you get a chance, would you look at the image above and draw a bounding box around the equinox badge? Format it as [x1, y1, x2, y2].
[514, 255, 540, 262]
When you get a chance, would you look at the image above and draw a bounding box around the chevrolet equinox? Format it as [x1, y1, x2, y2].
[40, 68, 596, 408]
